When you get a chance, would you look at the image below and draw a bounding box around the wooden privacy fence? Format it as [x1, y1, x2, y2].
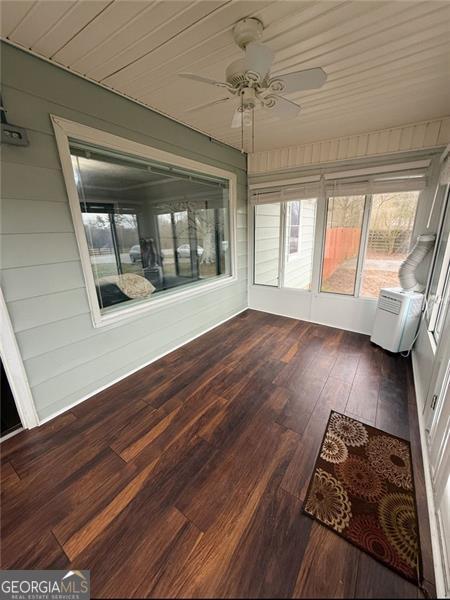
[367, 230, 412, 255]
[323, 227, 360, 280]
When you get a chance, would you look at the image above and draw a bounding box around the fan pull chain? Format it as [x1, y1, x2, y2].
[240, 92, 244, 154]
[252, 106, 255, 154]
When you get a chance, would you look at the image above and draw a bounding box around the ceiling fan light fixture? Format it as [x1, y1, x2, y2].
[180, 18, 327, 152]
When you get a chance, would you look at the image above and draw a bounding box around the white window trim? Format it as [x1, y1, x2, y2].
[0, 289, 39, 431]
[52, 115, 238, 328]
[429, 248, 450, 345]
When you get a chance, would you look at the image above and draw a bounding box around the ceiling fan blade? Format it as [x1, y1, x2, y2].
[178, 73, 230, 88]
[186, 97, 230, 113]
[265, 95, 301, 120]
[270, 67, 327, 94]
[244, 42, 274, 78]
[231, 108, 242, 129]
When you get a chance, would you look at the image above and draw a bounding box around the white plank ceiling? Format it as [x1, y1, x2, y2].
[2, 0, 450, 152]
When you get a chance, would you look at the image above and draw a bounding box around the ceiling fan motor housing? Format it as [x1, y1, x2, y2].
[225, 58, 248, 88]
[232, 18, 263, 49]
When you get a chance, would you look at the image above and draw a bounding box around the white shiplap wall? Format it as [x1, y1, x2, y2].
[0, 43, 247, 422]
[284, 200, 316, 290]
[254, 203, 280, 287]
[249, 117, 450, 174]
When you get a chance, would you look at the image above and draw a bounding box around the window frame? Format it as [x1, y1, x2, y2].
[318, 192, 420, 299]
[427, 186, 450, 344]
[252, 198, 318, 290]
[318, 194, 369, 297]
[52, 115, 238, 328]
[252, 190, 420, 300]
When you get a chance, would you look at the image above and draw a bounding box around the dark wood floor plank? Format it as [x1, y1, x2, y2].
[345, 370, 380, 425]
[293, 523, 359, 598]
[2, 531, 70, 570]
[67, 437, 219, 596]
[2, 448, 131, 568]
[329, 351, 360, 384]
[0, 310, 435, 598]
[120, 389, 223, 466]
[204, 362, 289, 451]
[218, 488, 312, 598]
[282, 376, 351, 501]
[140, 521, 203, 599]
[9, 397, 146, 480]
[79, 505, 188, 598]
[55, 459, 154, 561]
[1, 411, 77, 466]
[273, 333, 327, 391]
[355, 553, 420, 599]
[276, 373, 326, 435]
[161, 427, 299, 598]
[1, 461, 20, 487]
[376, 376, 410, 439]
[177, 418, 298, 533]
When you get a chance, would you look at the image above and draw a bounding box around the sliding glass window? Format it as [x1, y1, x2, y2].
[321, 195, 365, 295]
[70, 141, 232, 314]
[360, 191, 420, 298]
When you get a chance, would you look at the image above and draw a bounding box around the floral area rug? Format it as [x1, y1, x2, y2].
[303, 411, 421, 585]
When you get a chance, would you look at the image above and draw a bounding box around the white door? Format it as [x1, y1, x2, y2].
[426, 296, 450, 596]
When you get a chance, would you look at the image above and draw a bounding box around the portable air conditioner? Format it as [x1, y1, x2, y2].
[371, 288, 424, 353]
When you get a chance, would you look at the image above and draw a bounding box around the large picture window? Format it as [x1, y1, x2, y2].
[53, 117, 235, 326]
[71, 143, 231, 313]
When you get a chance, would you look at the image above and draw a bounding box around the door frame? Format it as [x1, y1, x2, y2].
[0, 288, 39, 432]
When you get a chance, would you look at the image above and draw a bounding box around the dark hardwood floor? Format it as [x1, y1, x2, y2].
[1, 309, 435, 598]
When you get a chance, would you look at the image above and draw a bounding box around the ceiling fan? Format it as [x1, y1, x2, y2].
[179, 18, 327, 151]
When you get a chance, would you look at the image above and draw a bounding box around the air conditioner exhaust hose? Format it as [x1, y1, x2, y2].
[399, 234, 435, 291]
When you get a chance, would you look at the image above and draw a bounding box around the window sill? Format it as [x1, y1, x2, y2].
[249, 284, 378, 302]
[316, 291, 378, 302]
[92, 274, 238, 329]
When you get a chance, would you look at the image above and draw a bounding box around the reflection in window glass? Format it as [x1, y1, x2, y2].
[288, 202, 301, 254]
[254, 203, 281, 286]
[321, 195, 365, 295]
[360, 191, 420, 298]
[70, 142, 231, 313]
[284, 199, 317, 290]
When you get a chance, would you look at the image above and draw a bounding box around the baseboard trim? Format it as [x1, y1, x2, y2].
[39, 307, 248, 426]
[411, 350, 446, 598]
[248, 306, 371, 335]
